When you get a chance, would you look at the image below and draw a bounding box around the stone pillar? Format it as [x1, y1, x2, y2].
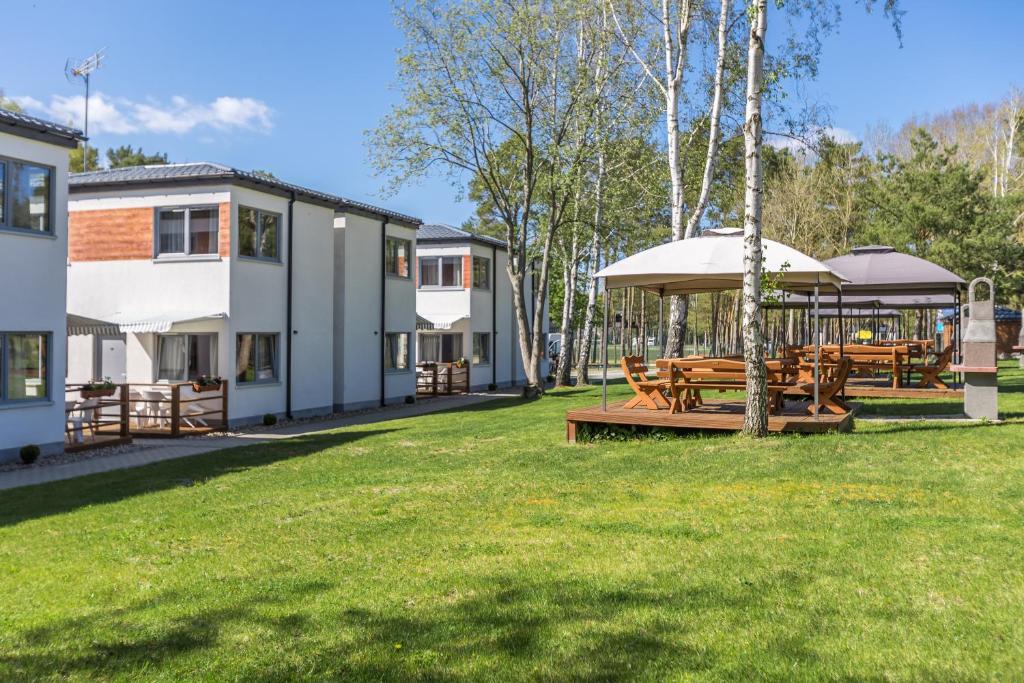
[957, 278, 998, 420]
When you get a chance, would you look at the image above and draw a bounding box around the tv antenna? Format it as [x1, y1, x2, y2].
[65, 48, 106, 171]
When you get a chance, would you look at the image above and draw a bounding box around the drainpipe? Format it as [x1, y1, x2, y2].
[492, 244, 497, 388]
[286, 191, 295, 419]
[380, 216, 387, 407]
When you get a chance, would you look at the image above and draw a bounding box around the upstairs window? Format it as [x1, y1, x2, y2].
[472, 256, 490, 289]
[385, 237, 411, 277]
[156, 206, 218, 257]
[0, 157, 53, 234]
[238, 206, 280, 261]
[419, 256, 462, 288]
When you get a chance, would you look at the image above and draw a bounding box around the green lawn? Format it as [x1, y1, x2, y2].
[2, 364, 1024, 680]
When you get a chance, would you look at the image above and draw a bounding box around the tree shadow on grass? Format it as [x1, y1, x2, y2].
[0, 428, 399, 528]
[0, 573, 764, 681]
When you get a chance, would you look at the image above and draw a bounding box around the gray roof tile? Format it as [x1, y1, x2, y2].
[0, 108, 84, 147]
[70, 162, 421, 225]
[418, 223, 506, 248]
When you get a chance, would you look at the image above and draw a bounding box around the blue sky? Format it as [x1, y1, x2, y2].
[3, 0, 1021, 225]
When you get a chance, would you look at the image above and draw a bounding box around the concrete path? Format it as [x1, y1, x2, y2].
[0, 392, 515, 492]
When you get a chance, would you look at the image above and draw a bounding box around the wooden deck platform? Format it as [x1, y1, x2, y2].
[566, 399, 853, 442]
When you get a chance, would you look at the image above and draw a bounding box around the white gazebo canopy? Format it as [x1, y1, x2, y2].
[595, 228, 845, 295]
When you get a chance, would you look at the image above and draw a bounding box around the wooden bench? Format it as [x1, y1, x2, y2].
[621, 355, 670, 410]
[793, 344, 908, 388]
[662, 358, 797, 415]
[790, 357, 853, 415]
[900, 344, 954, 389]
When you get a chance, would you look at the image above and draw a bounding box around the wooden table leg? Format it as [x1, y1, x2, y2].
[566, 420, 577, 443]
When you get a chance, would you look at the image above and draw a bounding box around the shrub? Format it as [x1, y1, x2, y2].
[262, 413, 278, 426]
[487, 383, 498, 391]
[404, 395, 415, 404]
[19, 444, 41, 464]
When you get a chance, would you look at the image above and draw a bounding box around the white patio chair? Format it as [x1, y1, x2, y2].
[65, 400, 83, 443]
[67, 398, 100, 442]
[141, 390, 171, 429]
[178, 386, 216, 428]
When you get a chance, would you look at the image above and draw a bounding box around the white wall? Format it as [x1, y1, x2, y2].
[333, 213, 418, 410]
[67, 184, 335, 425]
[415, 242, 548, 389]
[0, 131, 71, 459]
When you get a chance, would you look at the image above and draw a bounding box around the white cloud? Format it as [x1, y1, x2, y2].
[15, 92, 273, 136]
[767, 126, 858, 153]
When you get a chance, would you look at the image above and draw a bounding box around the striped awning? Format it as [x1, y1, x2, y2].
[67, 313, 120, 336]
[111, 311, 227, 334]
[416, 313, 468, 330]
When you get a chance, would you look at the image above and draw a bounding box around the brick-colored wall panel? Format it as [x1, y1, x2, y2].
[69, 202, 232, 262]
[463, 255, 471, 290]
[69, 208, 154, 262]
[219, 202, 231, 257]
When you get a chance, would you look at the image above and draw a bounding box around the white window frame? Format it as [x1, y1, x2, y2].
[153, 205, 220, 258]
[419, 255, 463, 289]
[154, 333, 219, 382]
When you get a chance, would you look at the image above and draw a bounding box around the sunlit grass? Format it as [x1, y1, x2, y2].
[0, 363, 1022, 680]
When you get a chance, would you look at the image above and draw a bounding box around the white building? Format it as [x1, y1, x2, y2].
[0, 110, 83, 461]
[415, 224, 549, 390]
[66, 163, 420, 426]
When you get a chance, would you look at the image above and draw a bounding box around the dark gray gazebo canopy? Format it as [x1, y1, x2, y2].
[824, 245, 966, 296]
[775, 292, 956, 310]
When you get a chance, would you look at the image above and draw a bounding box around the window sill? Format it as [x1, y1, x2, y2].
[236, 380, 281, 389]
[385, 368, 412, 375]
[0, 226, 57, 240]
[418, 286, 466, 291]
[386, 273, 412, 281]
[237, 255, 283, 266]
[153, 254, 222, 264]
[0, 399, 54, 411]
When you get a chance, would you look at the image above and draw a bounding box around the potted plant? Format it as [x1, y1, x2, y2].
[453, 357, 467, 369]
[192, 375, 223, 393]
[80, 378, 116, 398]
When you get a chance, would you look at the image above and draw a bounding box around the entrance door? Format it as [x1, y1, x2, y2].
[97, 336, 127, 382]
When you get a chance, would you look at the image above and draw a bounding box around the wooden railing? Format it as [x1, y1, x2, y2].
[65, 383, 131, 451]
[125, 380, 228, 437]
[416, 363, 470, 396]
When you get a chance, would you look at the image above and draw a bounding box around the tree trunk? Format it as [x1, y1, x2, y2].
[741, 0, 768, 437]
[575, 228, 602, 385]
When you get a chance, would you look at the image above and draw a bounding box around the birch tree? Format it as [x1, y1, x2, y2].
[609, 0, 737, 357]
[371, 0, 597, 392]
[740, 0, 768, 436]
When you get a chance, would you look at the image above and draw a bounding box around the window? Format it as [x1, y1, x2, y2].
[238, 206, 280, 261]
[418, 333, 463, 363]
[384, 332, 410, 371]
[155, 206, 219, 257]
[156, 334, 218, 381]
[0, 157, 52, 233]
[473, 332, 491, 365]
[236, 333, 278, 384]
[472, 256, 490, 289]
[1, 333, 49, 401]
[419, 256, 462, 288]
[385, 237, 411, 278]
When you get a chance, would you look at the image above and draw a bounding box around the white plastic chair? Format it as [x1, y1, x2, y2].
[178, 386, 215, 428]
[66, 400, 83, 443]
[67, 398, 100, 442]
[142, 390, 171, 428]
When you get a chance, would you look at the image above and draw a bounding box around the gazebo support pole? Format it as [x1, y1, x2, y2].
[954, 289, 962, 389]
[602, 281, 609, 412]
[781, 291, 787, 353]
[658, 292, 663, 357]
[838, 289, 845, 403]
[814, 284, 820, 419]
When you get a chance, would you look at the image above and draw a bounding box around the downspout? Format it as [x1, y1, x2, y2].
[286, 191, 295, 419]
[380, 217, 388, 407]
[492, 244, 497, 388]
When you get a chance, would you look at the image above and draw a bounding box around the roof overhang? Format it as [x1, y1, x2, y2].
[416, 313, 468, 330]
